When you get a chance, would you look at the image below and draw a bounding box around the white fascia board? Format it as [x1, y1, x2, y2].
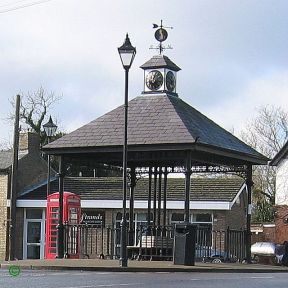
[190, 201, 230, 210]
[17, 200, 47, 208]
[17, 199, 231, 210]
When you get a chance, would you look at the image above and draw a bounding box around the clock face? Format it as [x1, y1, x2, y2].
[166, 71, 176, 92]
[146, 70, 163, 91]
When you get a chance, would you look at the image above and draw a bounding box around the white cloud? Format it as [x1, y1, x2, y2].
[1, 0, 288, 144]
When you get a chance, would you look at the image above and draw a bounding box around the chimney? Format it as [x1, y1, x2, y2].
[19, 132, 40, 155]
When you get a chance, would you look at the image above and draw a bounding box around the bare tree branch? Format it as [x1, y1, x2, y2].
[240, 105, 288, 222]
[8, 87, 61, 144]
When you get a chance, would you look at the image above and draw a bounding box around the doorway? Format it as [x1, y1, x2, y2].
[23, 209, 45, 259]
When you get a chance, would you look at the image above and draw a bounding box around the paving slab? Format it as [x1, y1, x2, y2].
[1, 259, 288, 273]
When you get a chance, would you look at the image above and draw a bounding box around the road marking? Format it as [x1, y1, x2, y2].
[190, 276, 275, 281]
[59, 283, 143, 288]
[250, 276, 274, 279]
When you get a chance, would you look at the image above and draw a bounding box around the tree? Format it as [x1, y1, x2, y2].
[9, 87, 61, 145]
[240, 105, 288, 222]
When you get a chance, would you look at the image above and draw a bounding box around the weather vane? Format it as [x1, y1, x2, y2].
[150, 20, 173, 55]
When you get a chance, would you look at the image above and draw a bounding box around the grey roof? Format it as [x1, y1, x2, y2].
[44, 95, 266, 163]
[270, 140, 288, 166]
[0, 150, 13, 170]
[19, 176, 245, 202]
[0, 150, 27, 171]
[140, 55, 181, 71]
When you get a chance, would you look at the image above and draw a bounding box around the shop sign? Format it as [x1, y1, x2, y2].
[81, 210, 105, 226]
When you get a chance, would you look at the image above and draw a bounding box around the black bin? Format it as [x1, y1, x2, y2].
[173, 223, 197, 266]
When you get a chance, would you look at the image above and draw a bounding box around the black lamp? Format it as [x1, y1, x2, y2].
[43, 115, 57, 198]
[43, 116, 57, 138]
[118, 34, 136, 267]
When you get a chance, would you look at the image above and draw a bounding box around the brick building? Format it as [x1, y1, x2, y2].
[16, 175, 247, 260]
[270, 140, 288, 244]
[0, 132, 249, 261]
[0, 132, 49, 260]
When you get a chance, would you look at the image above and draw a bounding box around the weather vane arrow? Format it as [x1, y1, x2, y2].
[150, 20, 173, 55]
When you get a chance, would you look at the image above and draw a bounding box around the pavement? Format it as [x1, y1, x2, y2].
[1, 259, 288, 273]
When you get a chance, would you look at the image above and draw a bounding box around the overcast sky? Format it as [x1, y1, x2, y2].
[0, 0, 288, 146]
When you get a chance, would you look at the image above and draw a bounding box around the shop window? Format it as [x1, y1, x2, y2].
[192, 213, 212, 223]
[191, 213, 212, 247]
[114, 212, 153, 246]
[171, 213, 184, 224]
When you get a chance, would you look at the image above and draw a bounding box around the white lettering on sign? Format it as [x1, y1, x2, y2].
[80, 211, 105, 226]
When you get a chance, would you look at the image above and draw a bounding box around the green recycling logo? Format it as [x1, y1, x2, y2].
[9, 265, 21, 277]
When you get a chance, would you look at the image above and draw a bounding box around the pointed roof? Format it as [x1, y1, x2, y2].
[44, 95, 267, 164]
[0, 150, 27, 171]
[270, 140, 288, 166]
[140, 55, 181, 71]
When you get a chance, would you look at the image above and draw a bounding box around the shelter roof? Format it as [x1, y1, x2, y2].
[19, 176, 245, 202]
[43, 95, 267, 165]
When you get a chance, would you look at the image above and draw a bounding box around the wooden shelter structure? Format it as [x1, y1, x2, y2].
[43, 54, 268, 264]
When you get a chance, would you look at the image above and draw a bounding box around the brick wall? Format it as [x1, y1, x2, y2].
[213, 194, 246, 231]
[17, 132, 48, 193]
[19, 132, 40, 154]
[0, 174, 9, 260]
[226, 194, 246, 230]
[251, 224, 275, 244]
[275, 205, 288, 244]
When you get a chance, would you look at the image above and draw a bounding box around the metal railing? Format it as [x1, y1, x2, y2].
[196, 227, 247, 262]
[128, 225, 174, 260]
[63, 224, 246, 262]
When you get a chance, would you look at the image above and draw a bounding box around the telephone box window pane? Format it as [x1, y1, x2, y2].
[26, 209, 43, 219]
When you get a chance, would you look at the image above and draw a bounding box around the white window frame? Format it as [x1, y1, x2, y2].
[23, 208, 46, 259]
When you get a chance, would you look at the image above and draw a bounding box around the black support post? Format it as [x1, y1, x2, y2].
[184, 151, 192, 223]
[147, 167, 152, 227]
[153, 167, 157, 226]
[57, 155, 65, 259]
[157, 168, 162, 226]
[163, 167, 168, 226]
[129, 167, 136, 246]
[246, 164, 253, 264]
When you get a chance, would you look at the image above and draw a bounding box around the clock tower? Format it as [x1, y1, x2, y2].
[140, 21, 181, 97]
[141, 55, 181, 97]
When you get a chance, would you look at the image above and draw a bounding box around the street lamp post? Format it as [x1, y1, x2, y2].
[43, 116, 57, 198]
[118, 34, 136, 267]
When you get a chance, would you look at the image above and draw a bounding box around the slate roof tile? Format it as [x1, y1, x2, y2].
[44, 95, 266, 161]
[19, 176, 245, 202]
[0, 150, 27, 170]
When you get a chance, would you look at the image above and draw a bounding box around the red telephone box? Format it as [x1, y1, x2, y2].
[45, 191, 81, 259]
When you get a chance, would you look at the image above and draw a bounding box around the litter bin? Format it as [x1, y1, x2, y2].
[173, 223, 197, 266]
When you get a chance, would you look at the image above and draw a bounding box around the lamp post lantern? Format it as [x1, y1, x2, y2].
[43, 116, 57, 198]
[118, 34, 136, 267]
